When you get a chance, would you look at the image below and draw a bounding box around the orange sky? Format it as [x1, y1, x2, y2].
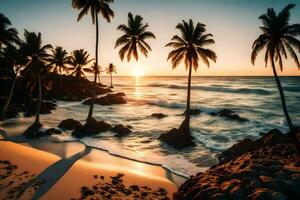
[2, 0, 300, 76]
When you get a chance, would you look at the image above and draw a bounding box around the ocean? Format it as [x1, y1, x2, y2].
[2, 76, 300, 177]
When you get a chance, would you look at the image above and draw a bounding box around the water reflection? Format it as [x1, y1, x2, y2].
[134, 76, 142, 99]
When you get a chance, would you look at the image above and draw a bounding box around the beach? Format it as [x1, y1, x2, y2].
[0, 137, 185, 199]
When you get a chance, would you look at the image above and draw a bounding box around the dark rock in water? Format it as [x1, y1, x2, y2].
[58, 118, 82, 130]
[72, 117, 112, 138]
[151, 113, 168, 119]
[45, 128, 62, 135]
[211, 109, 248, 122]
[112, 124, 132, 137]
[0, 108, 19, 121]
[183, 109, 202, 116]
[159, 118, 195, 149]
[218, 129, 294, 163]
[83, 93, 127, 106]
[115, 92, 126, 97]
[23, 122, 43, 138]
[26, 101, 57, 115]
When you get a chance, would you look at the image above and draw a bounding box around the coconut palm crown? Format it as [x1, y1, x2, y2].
[48, 46, 70, 75]
[251, 4, 300, 132]
[68, 49, 93, 79]
[115, 12, 156, 61]
[0, 13, 19, 48]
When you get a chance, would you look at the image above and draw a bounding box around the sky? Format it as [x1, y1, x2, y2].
[1, 0, 300, 76]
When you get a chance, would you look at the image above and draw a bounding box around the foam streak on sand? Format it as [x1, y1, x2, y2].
[0, 141, 180, 199]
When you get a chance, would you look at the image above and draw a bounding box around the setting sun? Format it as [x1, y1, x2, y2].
[132, 68, 144, 77]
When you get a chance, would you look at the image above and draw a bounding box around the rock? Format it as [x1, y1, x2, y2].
[58, 118, 82, 130]
[45, 128, 62, 135]
[213, 109, 248, 122]
[0, 108, 19, 120]
[115, 92, 126, 97]
[23, 122, 43, 138]
[229, 186, 246, 200]
[72, 117, 112, 138]
[112, 124, 132, 137]
[249, 188, 272, 200]
[83, 93, 127, 106]
[183, 109, 202, 116]
[151, 113, 168, 119]
[271, 192, 288, 200]
[27, 101, 57, 115]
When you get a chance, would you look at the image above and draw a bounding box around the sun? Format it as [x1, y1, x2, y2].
[132, 69, 144, 77]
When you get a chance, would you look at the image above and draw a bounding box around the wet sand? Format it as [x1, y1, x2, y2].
[0, 140, 184, 199]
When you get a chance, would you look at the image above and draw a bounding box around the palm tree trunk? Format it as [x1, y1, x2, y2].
[87, 10, 99, 120]
[1, 70, 18, 120]
[35, 75, 42, 124]
[110, 73, 113, 88]
[271, 58, 293, 132]
[59, 66, 63, 85]
[181, 60, 192, 133]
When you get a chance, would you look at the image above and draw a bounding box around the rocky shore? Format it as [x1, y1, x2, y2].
[174, 129, 300, 200]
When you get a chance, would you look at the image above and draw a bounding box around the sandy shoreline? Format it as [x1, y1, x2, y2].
[0, 139, 184, 199]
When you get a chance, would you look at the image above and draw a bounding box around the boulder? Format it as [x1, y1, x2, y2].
[72, 117, 112, 138]
[23, 122, 44, 138]
[58, 118, 82, 130]
[211, 109, 248, 122]
[112, 124, 132, 137]
[83, 93, 127, 106]
[159, 118, 195, 149]
[151, 113, 168, 119]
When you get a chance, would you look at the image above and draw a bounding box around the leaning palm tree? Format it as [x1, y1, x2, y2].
[72, 0, 114, 121]
[106, 63, 117, 88]
[20, 30, 52, 137]
[115, 12, 156, 61]
[47, 46, 70, 78]
[0, 13, 19, 48]
[251, 4, 300, 133]
[0, 45, 26, 120]
[160, 19, 216, 148]
[68, 49, 93, 79]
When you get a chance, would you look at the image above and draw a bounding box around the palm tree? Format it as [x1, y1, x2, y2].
[0, 45, 25, 120]
[48, 46, 70, 78]
[68, 49, 93, 79]
[106, 63, 116, 88]
[0, 13, 19, 48]
[84, 62, 103, 85]
[251, 4, 300, 133]
[72, 0, 114, 121]
[115, 12, 156, 61]
[21, 30, 52, 136]
[165, 19, 216, 135]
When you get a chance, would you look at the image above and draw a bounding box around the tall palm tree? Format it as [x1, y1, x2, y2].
[106, 63, 116, 88]
[21, 30, 52, 135]
[251, 4, 300, 133]
[115, 12, 156, 61]
[48, 46, 70, 78]
[68, 49, 93, 79]
[0, 13, 19, 48]
[72, 0, 114, 121]
[0, 45, 25, 120]
[166, 19, 216, 134]
[84, 62, 103, 84]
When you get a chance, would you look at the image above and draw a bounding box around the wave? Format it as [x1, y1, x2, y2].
[145, 83, 272, 95]
[145, 99, 186, 109]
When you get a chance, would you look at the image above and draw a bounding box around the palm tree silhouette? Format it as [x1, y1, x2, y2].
[48, 46, 70, 79]
[0, 45, 25, 119]
[251, 4, 300, 133]
[72, 0, 114, 121]
[84, 62, 103, 85]
[68, 49, 93, 79]
[0, 13, 19, 48]
[165, 19, 216, 136]
[106, 63, 117, 88]
[115, 12, 156, 61]
[21, 30, 52, 134]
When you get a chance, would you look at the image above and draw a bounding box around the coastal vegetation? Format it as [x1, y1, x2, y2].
[106, 63, 117, 88]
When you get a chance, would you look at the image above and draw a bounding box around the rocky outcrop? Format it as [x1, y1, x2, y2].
[45, 128, 62, 135]
[23, 122, 43, 138]
[83, 93, 127, 106]
[159, 118, 195, 149]
[210, 109, 248, 122]
[174, 129, 300, 200]
[183, 109, 202, 116]
[58, 118, 83, 130]
[151, 113, 168, 119]
[72, 117, 112, 138]
[112, 124, 132, 137]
